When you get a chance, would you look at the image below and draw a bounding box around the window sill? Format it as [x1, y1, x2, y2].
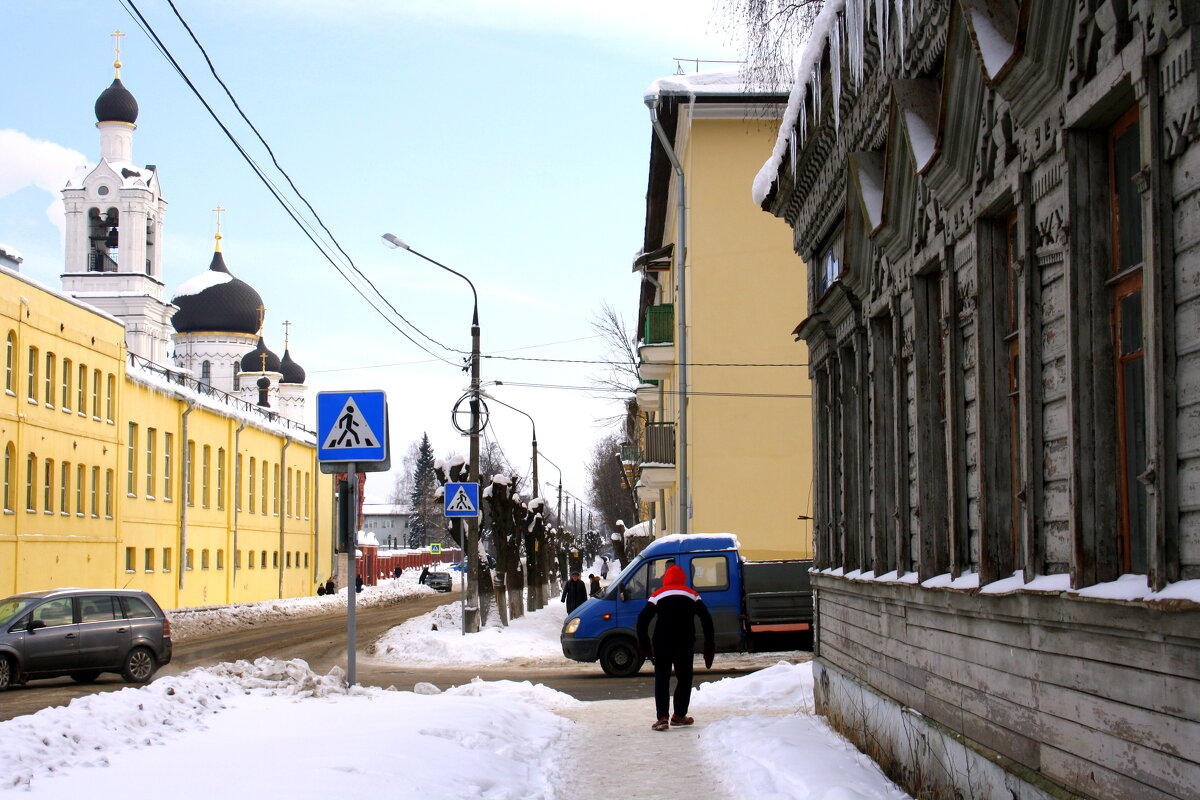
[106, 419, 114, 425]
[125, 570, 136, 574]
[5, 390, 15, 397]
[43, 510, 52, 515]
[146, 496, 155, 501]
[3, 510, 14, 515]
[144, 569, 154, 573]
[27, 398, 38, 405]
[62, 408, 72, 414]
[92, 416, 102, 422]
[45, 403, 54, 410]
[105, 515, 113, 520]
[127, 493, 137, 499]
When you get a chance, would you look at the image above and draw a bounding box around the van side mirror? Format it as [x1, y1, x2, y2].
[26, 620, 46, 632]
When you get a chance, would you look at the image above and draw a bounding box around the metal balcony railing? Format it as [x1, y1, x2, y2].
[88, 250, 119, 273]
[644, 422, 676, 465]
[620, 443, 641, 464]
[643, 304, 674, 345]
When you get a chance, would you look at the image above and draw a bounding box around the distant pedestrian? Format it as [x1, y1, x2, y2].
[355, 574, 364, 593]
[316, 583, 326, 596]
[324, 578, 336, 595]
[419, 566, 429, 585]
[600, 557, 609, 579]
[637, 564, 715, 732]
[588, 574, 602, 597]
[561, 571, 588, 613]
[393, 566, 402, 579]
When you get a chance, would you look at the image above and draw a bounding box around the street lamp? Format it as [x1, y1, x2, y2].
[381, 232, 483, 633]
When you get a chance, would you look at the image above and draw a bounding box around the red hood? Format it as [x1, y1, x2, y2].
[649, 564, 700, 603]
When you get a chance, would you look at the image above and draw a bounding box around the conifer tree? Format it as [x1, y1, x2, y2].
[408, 433, 439, 548]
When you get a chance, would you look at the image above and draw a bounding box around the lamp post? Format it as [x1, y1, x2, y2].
[382, 233, 483, 633]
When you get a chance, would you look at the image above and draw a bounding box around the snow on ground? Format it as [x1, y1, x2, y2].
[0, 594, 909, 799]
[168, 568, 450, 641]
[372, 593, 567, 666]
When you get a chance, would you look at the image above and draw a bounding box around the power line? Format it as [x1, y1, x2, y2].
[118, 0, 461, 368]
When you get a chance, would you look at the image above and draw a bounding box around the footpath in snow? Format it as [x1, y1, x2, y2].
[1, 579, 911, 800]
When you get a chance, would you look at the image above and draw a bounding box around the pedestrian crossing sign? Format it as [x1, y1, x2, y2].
[430, 544, 442, 555]
[316, 390, 390, 473]
[444, 482, 480, 518]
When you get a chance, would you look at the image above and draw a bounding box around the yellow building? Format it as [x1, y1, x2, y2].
[632, 72, 813, 561]
[1, 263, 334, 608]
[1, 58, 333, 608]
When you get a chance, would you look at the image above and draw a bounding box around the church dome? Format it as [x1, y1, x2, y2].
[171, 251, 264, 335]
[280, 349, 306, 384]
[241, 337, 281, 374]
[95, 78, 139, 124]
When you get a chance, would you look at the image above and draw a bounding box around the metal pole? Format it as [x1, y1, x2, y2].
[347, 462, 357, 685]
[465, 316, 481, 631]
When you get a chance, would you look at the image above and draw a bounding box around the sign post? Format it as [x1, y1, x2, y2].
[317, 390, 391, 686]
[444, 482, 479, 635]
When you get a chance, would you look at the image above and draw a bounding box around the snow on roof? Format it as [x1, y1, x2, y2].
[173, 267, 232, 299]
[644, 67, 777, 100]
[126, 359, 315, 444]
[0, 261, 124, 326]
[0, 242, 24, 263]
[752, 0, 848, 207]
[964, 0, 1018, 79]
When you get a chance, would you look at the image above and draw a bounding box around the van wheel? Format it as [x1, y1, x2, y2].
[0, 655, 12, 690]
[70, 670, 102, 684]
[599, 638, 644, 677]
[121, 647, 157, 684]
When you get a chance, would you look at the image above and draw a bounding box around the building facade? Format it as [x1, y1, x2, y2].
[1, 53, 332, 609]
[758, 1, 1200, 798]
[633, 72, 814, 561]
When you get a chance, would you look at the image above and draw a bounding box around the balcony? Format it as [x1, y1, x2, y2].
[643, 304, 673, 344]
[635, 381, 660, 412]
[638, 422, 676, 490]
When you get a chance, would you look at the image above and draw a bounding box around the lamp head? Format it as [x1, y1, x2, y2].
[380, 233, 409, 251]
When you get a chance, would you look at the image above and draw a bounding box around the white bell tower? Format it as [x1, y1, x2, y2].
[61, 31, 176, 364]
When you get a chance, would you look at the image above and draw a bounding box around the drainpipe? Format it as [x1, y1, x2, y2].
[179, 399, 195, 598]
[232, 420, 245, 600]
[279, 437, 290, 599]
[645, 94, 689, 536]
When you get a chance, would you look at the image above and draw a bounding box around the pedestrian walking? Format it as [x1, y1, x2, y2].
[561, 571, 588, 613]
[600, 557, 609, 579]
[355, 574, 364, 593]
[589, 574, 602, 597]
[419, 565, 429, 585]
[324, 577, 336, 595]
[636, 564, 715, 732]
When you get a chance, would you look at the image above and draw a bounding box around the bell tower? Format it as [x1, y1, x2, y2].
[61, 31, 176, 364]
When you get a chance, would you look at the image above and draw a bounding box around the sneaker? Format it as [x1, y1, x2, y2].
[651, 718, 670, 731]
[670, 714, 694, 726]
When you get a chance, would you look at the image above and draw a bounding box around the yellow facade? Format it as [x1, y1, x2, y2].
[638, 100, 814, 561]
[1, 265, 333, 608]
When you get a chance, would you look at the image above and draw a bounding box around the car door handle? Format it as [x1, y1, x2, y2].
[117, 627, 128, 633]
[64, 633, 76, 639]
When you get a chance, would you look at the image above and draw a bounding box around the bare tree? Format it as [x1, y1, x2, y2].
[717, 0, 824, 90]
[588, 431, 639, 537]
[388, 438, 423, 508]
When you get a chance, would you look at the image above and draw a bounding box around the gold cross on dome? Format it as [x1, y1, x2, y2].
[213, 205, 225, 250]
[111, 30, 125, 77]
[256, 304, 266, 333]
[260, 352, 268, 374]
[283, 319, 292, 349]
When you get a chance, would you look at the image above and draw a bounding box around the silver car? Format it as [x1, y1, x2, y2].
[0, 588, 172, 690]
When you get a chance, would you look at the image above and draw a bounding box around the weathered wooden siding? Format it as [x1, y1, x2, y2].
[814, 575, 1200, 800]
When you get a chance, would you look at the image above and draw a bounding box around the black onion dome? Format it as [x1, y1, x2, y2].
[280, 349, 306, 384]
[241, 337, 281, 374]
[171, 251, 264, 334]
[95, 78, 139, 124]
[256, 376, 271, 390]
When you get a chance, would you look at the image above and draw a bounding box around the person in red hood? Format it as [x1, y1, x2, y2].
[636, 563, 715, 731]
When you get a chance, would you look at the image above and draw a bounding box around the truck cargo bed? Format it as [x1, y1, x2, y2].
[742, 560, 813, 629]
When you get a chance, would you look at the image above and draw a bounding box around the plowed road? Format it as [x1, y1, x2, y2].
[0, 595, 803, 721]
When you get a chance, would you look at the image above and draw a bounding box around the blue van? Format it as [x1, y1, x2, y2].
[561, 534, 811, 676]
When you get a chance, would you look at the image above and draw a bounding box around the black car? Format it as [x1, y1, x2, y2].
[0, 588, 172, 690]
[424, 572, 453, 592]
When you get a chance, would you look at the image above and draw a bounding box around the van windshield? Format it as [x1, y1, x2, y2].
[0, 597, 39, 626]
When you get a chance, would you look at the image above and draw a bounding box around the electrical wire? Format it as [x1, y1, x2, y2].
[118, 0, 461, 367]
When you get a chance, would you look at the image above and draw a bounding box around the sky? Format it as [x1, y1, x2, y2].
[0, 0, 753, 511]
[0, 574, 913, 799]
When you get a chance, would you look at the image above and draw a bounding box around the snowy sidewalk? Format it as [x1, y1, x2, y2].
[556, 698, 737, 800]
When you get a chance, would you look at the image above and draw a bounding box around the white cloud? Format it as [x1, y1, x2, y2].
[0, 129, 88, 237]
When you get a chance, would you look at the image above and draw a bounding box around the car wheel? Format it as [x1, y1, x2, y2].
[121, 647, 157, 684]
[0, 655, 13, 691]
[70, 670, 102, 684]
[599, 638, 644, 677]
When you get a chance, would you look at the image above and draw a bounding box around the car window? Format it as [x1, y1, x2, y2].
[690, 555, 730, 592]
[121, 595, 155, 619]
[0, 597, 38, 625]
[623, 558, 674, 601]
[32, 598, 75, 627]
[80, 595, 118, 622]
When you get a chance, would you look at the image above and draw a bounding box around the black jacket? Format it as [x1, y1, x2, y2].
[636, 568, 714, 652]
[561, 578, 588, 612]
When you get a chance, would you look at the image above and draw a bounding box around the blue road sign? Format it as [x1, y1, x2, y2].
[444, 482, 480, 518]
[429, 544, 442, 555]
[317, 391, 389, 468]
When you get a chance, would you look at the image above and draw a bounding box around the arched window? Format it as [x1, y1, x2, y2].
[4, 331, 14, 393]
[3, 442, 14, 512]
[200, 360, 211, 386]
